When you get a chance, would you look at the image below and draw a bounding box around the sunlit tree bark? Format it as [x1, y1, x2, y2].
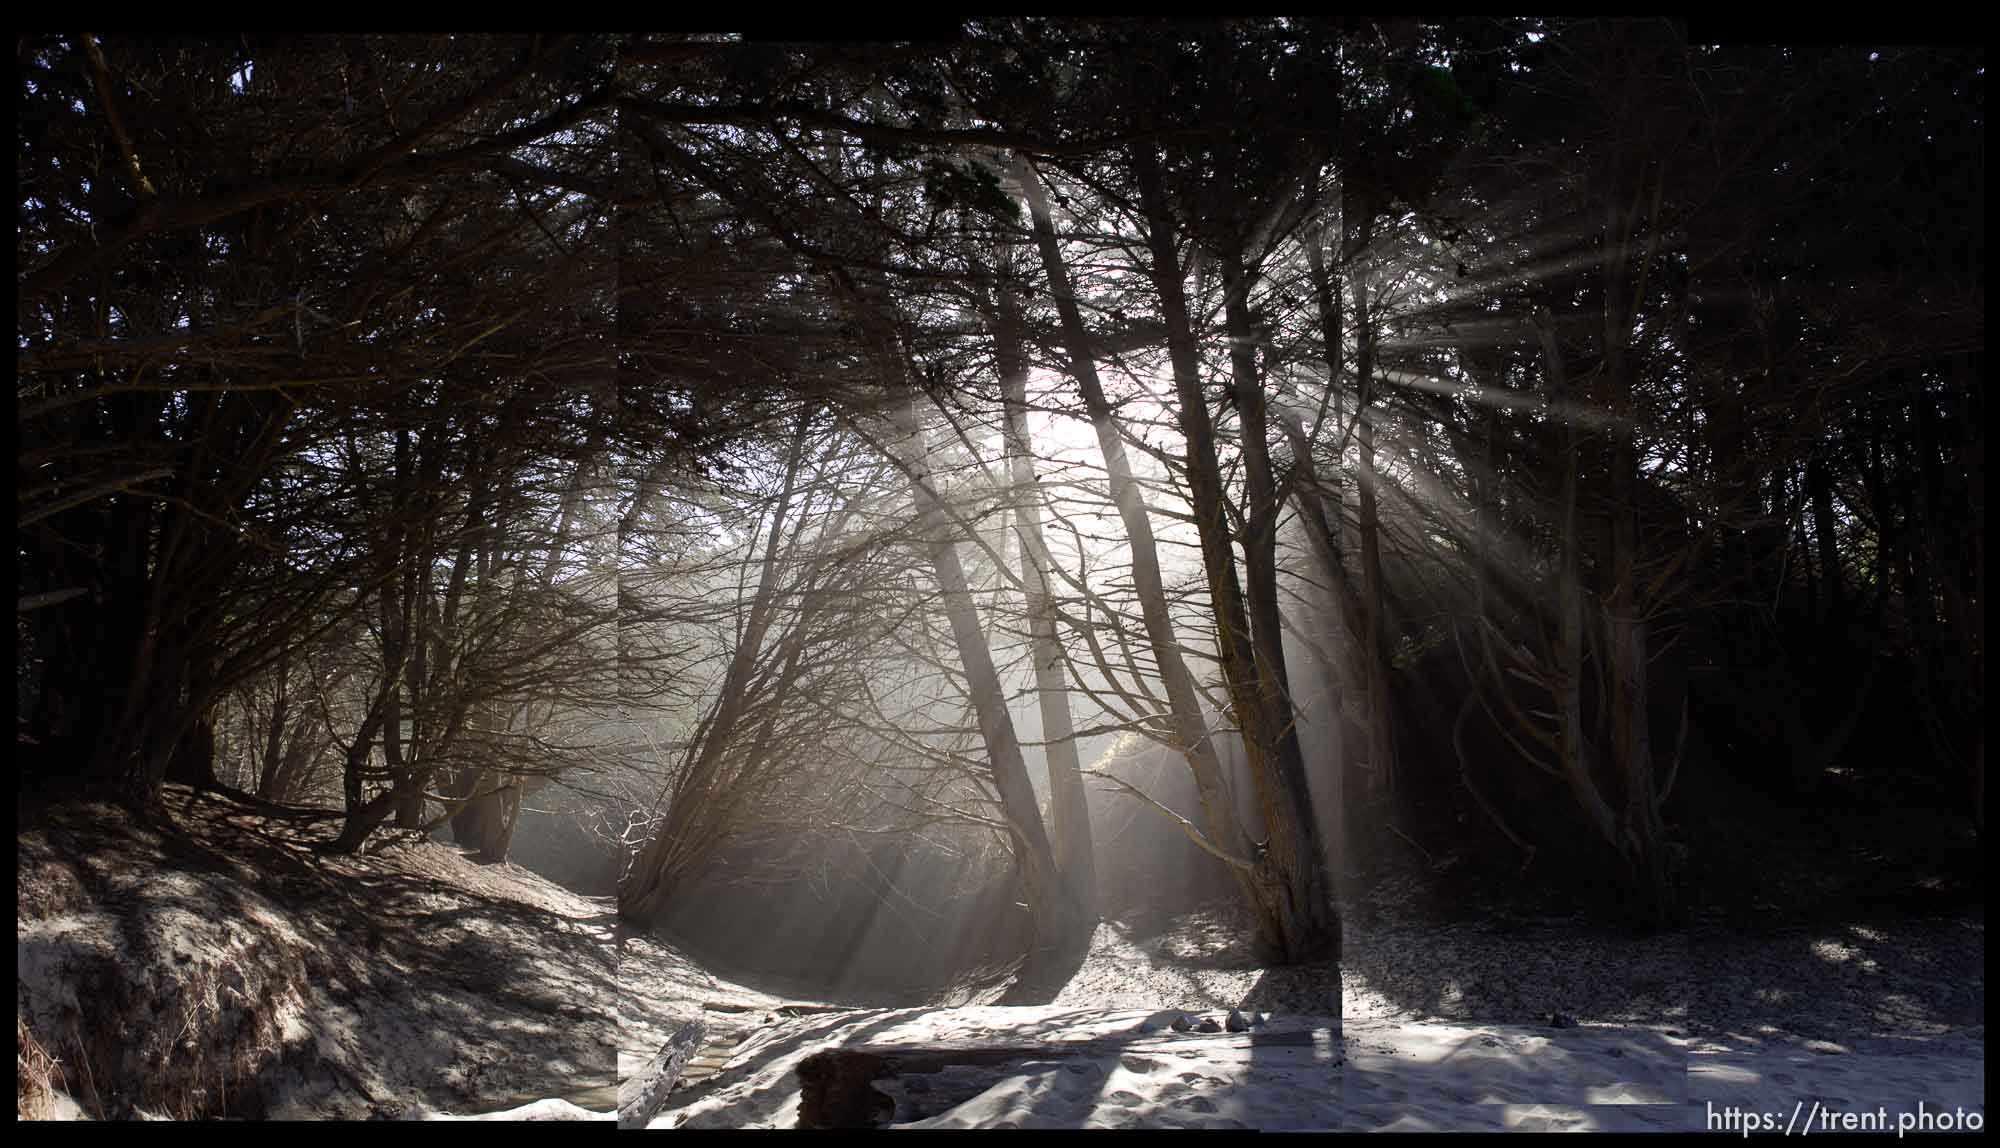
[1017, 156, 1261, 907]
[889, 396, 1075, 955]
[994, 272, 1099, 924]
[1132, 145, 1338, 964]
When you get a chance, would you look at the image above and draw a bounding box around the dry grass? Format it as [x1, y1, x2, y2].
[156, 962, 262, 1120]
[17, 1014, 71, 1120]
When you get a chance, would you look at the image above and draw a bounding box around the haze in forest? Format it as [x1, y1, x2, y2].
[16, 25, 1983, 1125]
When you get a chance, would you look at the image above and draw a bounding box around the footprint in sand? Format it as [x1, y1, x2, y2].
[1106, 1090, 1144, 1108]
[1120, 1055, 1166, 1074]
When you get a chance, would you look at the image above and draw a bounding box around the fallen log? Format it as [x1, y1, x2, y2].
[617, 1018, 706, 1130]
[796, 1030, 1319, 1129]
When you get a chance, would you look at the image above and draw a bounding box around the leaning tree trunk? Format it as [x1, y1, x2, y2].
[620, 412, 812, 924]
[618, 1019, 706, 1130]
[995, 273, 1099, 926]
[328, 672, 403, 854]
[1018, 156, 1260, 904]
[892, 395, 1074, 955]
[1285, 447, 1355, 902]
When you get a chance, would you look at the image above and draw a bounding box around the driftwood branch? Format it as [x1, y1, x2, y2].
[798, 1031, 1319, 1129]
[618, 1018, 705, 1130]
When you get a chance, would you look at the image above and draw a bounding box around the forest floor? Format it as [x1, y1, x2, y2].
[660, 836, 1984, 1136]
[16, 781, 1985, 1128]
[659, 768, 1986, 1130]
[653, 889, 1982, 1130]
[18, 785, 713, 1120]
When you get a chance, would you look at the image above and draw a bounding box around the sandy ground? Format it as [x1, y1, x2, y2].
[653, 911, 1985, 1132]
[16, 787, 851, 1121]
[18, 789, 656, 1119]
[16, 786, 1984, 1129]
[660, 1005, 1984, 1132]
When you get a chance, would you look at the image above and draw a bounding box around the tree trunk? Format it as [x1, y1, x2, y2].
[995, 273, 1099, 925]
[1130, 146, 1336, 964]
[329, 784, 402, 855]
[258, 654, 291, 799]
[620, 412, 811, 924]
[1344, 207, 1399, 799]
[1284, 442, 1355, 900]
[450, 767, 503, 859]
[475, 781, 522, 863]
[894, 396, 1073, 955]
[164, 711, 219, 789]
[1294, 226, 1370, 890]
[1302, 230, 1347, 568]
[1539, 310, 1622, 852]
[382, 427, 425, 828]
[1807, 450, 1843, 621]
[1601, 180, 1678, 924]
[331, 674, 398, 853]
[1218, 242, 1340, 963]
[264, 712, 318, 804]
[1018, 156, 1259, 906]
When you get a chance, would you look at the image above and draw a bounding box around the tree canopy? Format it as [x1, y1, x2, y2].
[17, 26, 1982, 969]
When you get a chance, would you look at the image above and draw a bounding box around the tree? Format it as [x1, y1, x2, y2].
[18, 34, 618, 817]
[990, 250, 1100, 924]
